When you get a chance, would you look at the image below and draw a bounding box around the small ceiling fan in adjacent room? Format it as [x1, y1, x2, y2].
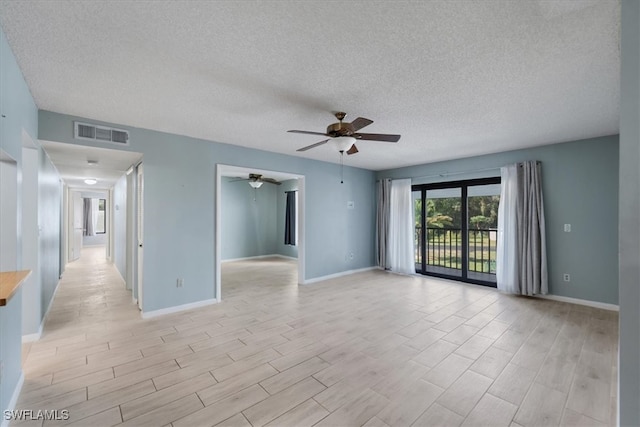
[230, 173, 282, 188]
[288, 112, 401, 155]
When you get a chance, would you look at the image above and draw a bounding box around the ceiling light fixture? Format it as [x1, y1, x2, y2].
[248, 181, 263, 189]
[84, 178, 97, 185]
[334, 136, 356, 153]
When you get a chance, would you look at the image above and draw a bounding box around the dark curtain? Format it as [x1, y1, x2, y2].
[376, 179, 391, 268]
[83, 198, 94, 236]
[284, 191, 296, 245]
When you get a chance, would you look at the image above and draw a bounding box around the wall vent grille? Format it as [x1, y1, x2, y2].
[74, 122, 129, 145]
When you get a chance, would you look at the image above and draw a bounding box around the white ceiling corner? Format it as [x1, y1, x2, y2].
[0, 0, 620, 171]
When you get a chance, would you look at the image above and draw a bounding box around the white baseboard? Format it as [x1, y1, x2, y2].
[1, 372, 24, 427]
[22, 322, 43, 343]
[22, 277, 62, 342]
[222, 254, 297, 263]
[301, 267, 378, 285]
[141, 298, 218, 319]
[534, 294, 619, 311]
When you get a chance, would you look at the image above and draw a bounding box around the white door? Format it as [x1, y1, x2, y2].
[136, 164, 144, 310]
[69, 191, 83, 261]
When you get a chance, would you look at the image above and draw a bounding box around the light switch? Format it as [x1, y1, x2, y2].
[347, 201, 355, 209]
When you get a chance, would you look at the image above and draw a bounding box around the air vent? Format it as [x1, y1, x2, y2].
[74, 122, 129, 145]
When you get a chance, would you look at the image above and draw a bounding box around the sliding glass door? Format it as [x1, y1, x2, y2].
[413, 177, 500, 287]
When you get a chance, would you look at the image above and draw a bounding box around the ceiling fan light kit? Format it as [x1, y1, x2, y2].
[288, 112, 401, 155]
[334, 136, 356, 153]
[248, 181, 263, 189]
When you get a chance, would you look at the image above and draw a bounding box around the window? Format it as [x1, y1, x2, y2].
[413, 177, 500, 287]
[96, 198, 106, 234]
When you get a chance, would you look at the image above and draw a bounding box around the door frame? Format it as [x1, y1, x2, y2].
[412, 176, 501, 287]
[215, 164, 305, 302]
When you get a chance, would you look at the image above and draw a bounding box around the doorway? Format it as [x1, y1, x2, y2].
[215, 165, 305, 302]
[413, 177, 501, 287]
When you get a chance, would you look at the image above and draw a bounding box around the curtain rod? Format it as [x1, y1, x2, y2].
[380, 161, 541, 182]
[382, 166, 500, 181]
[284, 190, 298, 193]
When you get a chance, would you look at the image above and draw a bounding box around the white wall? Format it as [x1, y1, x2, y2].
[112, 174, 127, 280]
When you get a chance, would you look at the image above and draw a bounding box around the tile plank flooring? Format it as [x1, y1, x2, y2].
[16, 246, 618, 426]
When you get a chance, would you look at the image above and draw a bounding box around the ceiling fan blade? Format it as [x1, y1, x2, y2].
[346, 144, 359, 155]
[288, 130, 328, 137]
[354, 133, 401, 142]
[297, 139, 329, 152]
[228, 178, 249, 182]
[261, 178, 282, 185]
[350, 117, 373, 132]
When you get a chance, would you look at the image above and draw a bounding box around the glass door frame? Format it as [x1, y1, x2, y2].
[412, 176, 501, 288]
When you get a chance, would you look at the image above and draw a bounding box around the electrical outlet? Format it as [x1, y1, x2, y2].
[176, 278, 184, 288]
[563, 274, 571, 282]
[349, 252, 354, 260]
[564, 224, 571, 232]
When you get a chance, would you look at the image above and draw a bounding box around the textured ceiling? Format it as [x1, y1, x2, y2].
[0, 0, 620, 171]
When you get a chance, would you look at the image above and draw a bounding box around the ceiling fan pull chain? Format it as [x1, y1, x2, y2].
[340, 151, 344, 184]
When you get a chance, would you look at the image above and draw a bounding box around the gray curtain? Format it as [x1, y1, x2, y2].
[83, 198, 94, 236]
[376, 179, 391, 269]
[284, 191, 296, 246]
[517, 161, 548, 295]
[497, 160, 548, 295]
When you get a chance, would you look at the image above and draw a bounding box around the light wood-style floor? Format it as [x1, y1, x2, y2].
[16, 246, 618, 426]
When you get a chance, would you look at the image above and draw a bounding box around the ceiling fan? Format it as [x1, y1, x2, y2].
[288, 112, 401, 155]
[231, 173, 282, 188]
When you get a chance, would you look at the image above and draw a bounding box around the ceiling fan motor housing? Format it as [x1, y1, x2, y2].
[327, 122, 354, 137]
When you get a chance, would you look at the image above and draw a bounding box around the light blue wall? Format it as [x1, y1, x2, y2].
[378, 136, 619, 305]
[0, 25, 38, 416]
[619, 1, 640, 424]
[113, 175, 127, 279]
[38, 111, 377, 312]
[276, 179, 299, 259]
[221, 177, 277, 260]
[38, 148, 61, 320]
[0, 288, 22, 417]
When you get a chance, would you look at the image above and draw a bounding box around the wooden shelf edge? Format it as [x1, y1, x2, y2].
[0, 270, 31, 306]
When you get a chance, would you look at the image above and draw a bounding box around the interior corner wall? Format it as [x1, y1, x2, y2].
[276, 179, 299, 259]
[221, 177, 277, 260]
[112, 174, 127, 279]
[618, 0, 640, 425]
[378, 135, 620, 305]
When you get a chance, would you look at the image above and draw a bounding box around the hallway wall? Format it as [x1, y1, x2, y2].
[38, 111, 377, 313]
[1, 26, 60, 418]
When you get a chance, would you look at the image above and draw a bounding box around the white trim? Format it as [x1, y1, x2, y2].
[1, 372, 24, 427]
[216, 164, 306, 303]
[534, 294, 619, 312]
[22, 323, 43, 343]
[22, 275, 63, 342]
[141, 298, 218, 319]
[222, 254, 298, 263]
[301, 267, 378, 285]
